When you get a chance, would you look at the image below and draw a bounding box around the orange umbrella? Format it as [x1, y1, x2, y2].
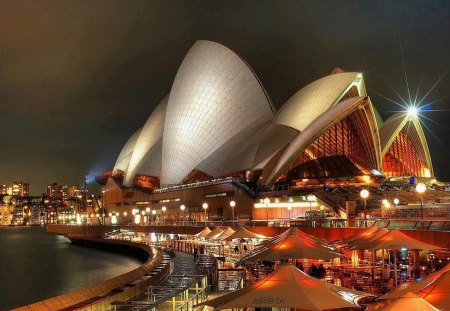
[237, 227, 344, 264]
[359, 229, 441, 251]
[366, 292, 439, 311]
[197, 264, 369, 310]
[381, 263, 450, 300]
[205, 227, 223, 239]
[221, 227, 266, 241]
[338, 226, 379, 245]
[194, 227, 211, 238]
[213, 227, 235, 240]
[419, 270, 450, 310]
[343, 228, 389, 250]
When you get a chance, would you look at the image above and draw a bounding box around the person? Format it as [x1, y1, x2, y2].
[308, 264, 318, 278]
[234, 245, 239, 254]
[317, 264, 326, 279]
[193, 248, 198, 261]
[296, 261, 304, 272]
[243, 244, 248, 252]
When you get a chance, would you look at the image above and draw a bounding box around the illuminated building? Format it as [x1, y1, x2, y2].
[47, 183, 67, 200]
[67, 185, 80, 198]
[97, 40, 435, 222]
[0, 182, 30, 197]
[1, 184, 7, 195]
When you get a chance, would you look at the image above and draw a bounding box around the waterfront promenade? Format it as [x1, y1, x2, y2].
[12, 234, 171, 311]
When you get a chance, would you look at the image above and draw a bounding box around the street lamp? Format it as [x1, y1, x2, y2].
[306, 194, 315, 213]
[202, 203, 208, 226]
[152, 209, 156, 224]
[229, 201, 236, 226]
[360, 189, 369, 228]
[306, 194, 316, 227]
[101, 189, 106, 226]
[416, 182, 427, 229]
[263, 198, 270, 225]
[161, 206, 166, 225]
[180, 205, 186, 226]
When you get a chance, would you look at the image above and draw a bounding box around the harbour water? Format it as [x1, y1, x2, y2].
[0, 227, 142, 310]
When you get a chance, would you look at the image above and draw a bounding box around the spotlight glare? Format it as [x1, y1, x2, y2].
[407, 106, 418, 117]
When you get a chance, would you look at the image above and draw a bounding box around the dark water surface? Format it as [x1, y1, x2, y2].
[0, 227, 142, 310]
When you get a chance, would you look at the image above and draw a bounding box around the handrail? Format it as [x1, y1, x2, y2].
[13, 237, 169, 311]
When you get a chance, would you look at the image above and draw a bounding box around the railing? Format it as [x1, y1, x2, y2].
[153, 177, 235, 194]
[174, 276, 208, 311]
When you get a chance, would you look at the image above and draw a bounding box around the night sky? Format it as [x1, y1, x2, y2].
[1, 0, 449, 195]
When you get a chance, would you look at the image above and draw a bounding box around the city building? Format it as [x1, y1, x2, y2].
[0, 181, 30, 197]
[47, 183, 67, 200]
[97, 40, 437, 223]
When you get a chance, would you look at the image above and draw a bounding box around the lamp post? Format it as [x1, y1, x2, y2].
[145, 207, 151, 224]
[101, 189, 106, 226]
[229, 201, 236, 226]
[360, 189, 369, 228]
[287, 203, 292, 221]
[416, 183, 426, 229]
[306, 194, 315, 214]
[152, 209, 156, 225]
[180, 205, 186, 226]
[161, 206, 166, 225]
[202, 203, 208, 226]
[263, 198, 270, 225]
[306, 194, 315, 227]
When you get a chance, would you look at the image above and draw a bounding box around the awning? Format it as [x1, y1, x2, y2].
[237, 227, 344, 264]
[197, 264, 369, 310]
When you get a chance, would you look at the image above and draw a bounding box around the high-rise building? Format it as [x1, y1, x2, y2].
[2, 181, 30, 197]
[1, 184, 7, 195]
[68, 185, 80, 198]
[47, 183, 64, 199]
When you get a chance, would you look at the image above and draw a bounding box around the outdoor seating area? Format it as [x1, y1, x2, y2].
[181, 225, 449, 310]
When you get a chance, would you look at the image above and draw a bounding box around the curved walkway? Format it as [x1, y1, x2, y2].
[13, 236, 171, 311]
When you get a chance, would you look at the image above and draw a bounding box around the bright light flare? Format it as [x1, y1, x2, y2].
[407, 106, 418, 117]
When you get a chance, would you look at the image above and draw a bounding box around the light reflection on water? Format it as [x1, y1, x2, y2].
[0, 226, 142, 310]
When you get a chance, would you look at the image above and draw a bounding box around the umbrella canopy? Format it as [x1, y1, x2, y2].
[205, 227, 224, 239]
[338, 226, 379, 244]
[343, 228, 390, 250]
[419, 270, 450, 310]
[358, 229, 441, 251]
[195, 227, 212, 238]
[366, 292, 439, 311]
[237, 227, 345, 264]
[381, 263, 450, 300]
[221, 227, 266, 241]
[197, 264, 368, 310]
[213, 227, 235, 240]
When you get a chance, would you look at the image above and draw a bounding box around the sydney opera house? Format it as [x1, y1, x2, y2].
[97, 40, 434, 223]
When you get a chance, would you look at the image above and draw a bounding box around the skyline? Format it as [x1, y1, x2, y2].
[1, 1, 449, 194]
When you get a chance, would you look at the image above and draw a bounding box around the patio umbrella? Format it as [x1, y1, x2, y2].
[237, 227, 345, 265]
[195, 227, 212, 238]
[205, 227, 223, 239]
[197, 264, 369, 310]
[343, 228, 389, 250]
[418, 270, 450, 310]
[221, 227, 266, 241]
[381, 263, 450, 300]
[366, 292, 439, 311]
[213, 227, 235, 240]
[359, 229, 441, 251]
[337, 226, 379, 245]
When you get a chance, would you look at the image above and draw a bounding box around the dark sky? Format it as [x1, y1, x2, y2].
[1, 0, 449, 195]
